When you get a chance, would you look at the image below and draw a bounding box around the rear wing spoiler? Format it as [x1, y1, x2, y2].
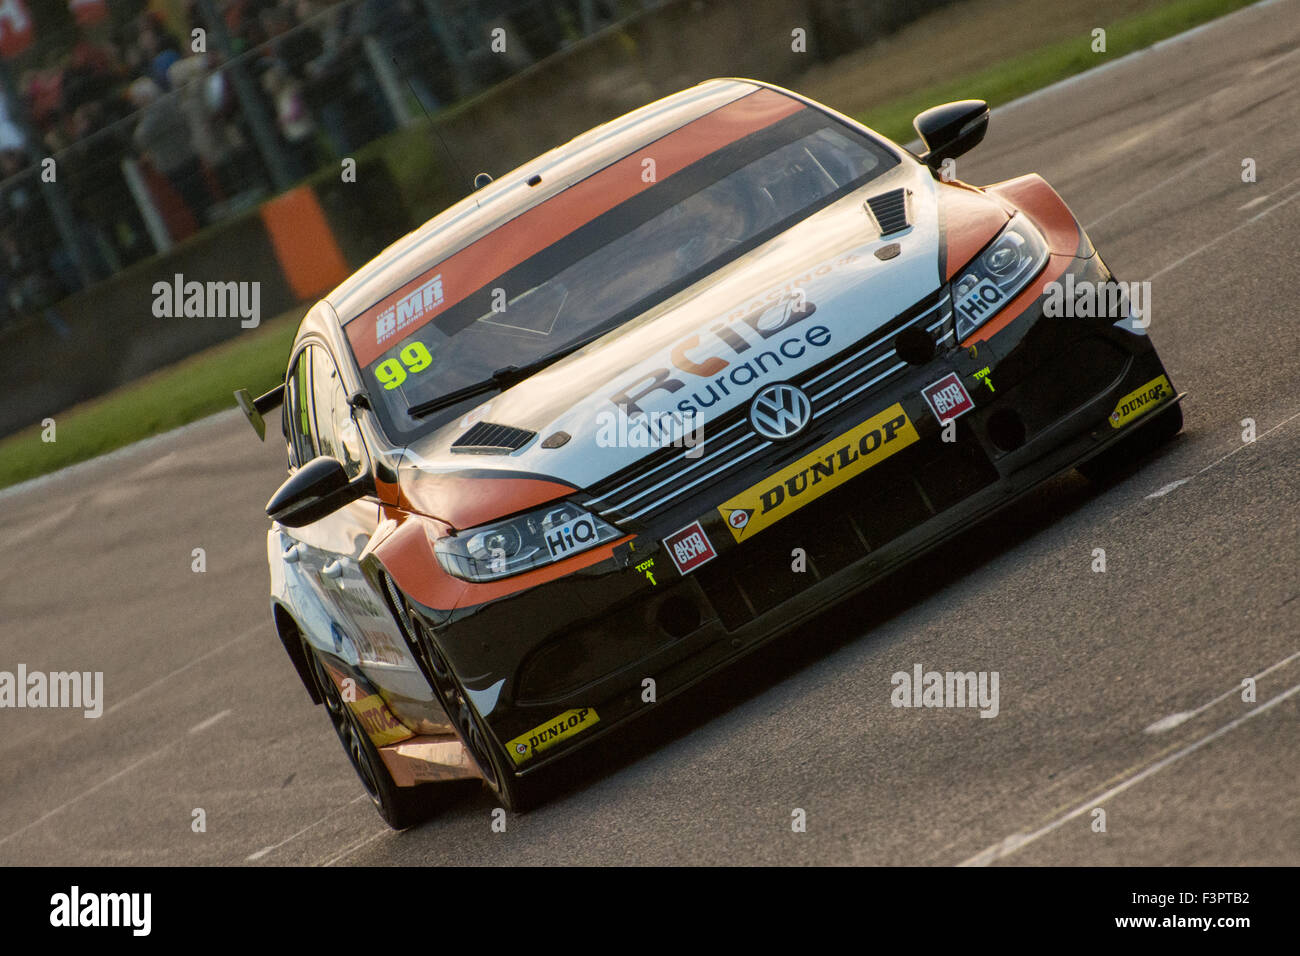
[233, 384, 285, 441]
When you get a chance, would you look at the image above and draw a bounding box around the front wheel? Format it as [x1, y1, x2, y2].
[415, 621, 534, 812]
[303, 637, 469, 829]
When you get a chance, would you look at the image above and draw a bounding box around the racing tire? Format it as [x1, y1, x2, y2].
[414, 621, 535, 813]
[301, 636, 465, 830]
[1078, 402, 1183, 483]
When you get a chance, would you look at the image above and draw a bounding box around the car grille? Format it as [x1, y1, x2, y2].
[583, 289, 954, 525]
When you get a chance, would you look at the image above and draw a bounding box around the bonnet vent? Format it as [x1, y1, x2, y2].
[865, 188, 911, 236]
[451, 421, 536, 454]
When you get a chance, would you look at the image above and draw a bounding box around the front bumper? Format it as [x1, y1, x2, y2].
[412, 251, 1180, 776]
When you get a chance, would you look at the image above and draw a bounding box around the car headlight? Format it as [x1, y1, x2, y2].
[950, 214, 1050, 341]
[433, 503, 622, 582]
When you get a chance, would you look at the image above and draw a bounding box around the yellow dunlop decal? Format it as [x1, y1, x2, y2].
[718, 402, 919, 542]
[1109, 375, 1171, 429]
[350, 692, 414, 747]
[507, 708, 599, 765]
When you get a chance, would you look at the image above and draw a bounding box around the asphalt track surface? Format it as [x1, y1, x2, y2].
[1, 0, 1297, 866]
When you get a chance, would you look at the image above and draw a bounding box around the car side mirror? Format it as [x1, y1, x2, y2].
[266, 456, 368, 527]
[234, 384, 284, 441]
[913, 100, 989, 172]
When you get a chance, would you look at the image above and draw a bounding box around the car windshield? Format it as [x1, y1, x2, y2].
[346, 99, 899, 441]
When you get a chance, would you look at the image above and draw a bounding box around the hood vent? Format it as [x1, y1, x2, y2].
[451, 421, 536, 454]
[865, 188, 911, 236]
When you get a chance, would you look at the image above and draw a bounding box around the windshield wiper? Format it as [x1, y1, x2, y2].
[407, 366, 524, 419]
[407, 329, 608, 419]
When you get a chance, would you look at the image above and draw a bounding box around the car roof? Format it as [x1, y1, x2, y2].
[323, 78, 764, 326]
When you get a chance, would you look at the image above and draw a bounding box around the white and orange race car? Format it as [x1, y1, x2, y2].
[237, 79, 1182, 827]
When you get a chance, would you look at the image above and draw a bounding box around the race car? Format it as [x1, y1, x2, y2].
[237, 79, 1182, 828]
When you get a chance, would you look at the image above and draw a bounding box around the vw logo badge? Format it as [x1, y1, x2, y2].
[749, 383, 812, 441]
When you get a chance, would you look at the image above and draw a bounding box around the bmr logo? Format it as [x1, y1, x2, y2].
[377, 274, 444, 344]
[543, 513, 599, 559]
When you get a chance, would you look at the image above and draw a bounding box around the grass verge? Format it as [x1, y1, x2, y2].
[0, 308, 304, 490]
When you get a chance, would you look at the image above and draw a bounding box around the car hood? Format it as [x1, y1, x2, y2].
[397, 162, 1009, 523]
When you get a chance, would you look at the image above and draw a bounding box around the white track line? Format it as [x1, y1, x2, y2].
[0, 745, 174, 851]
[318, 827, 391, 867]
[1145, 478, 1191, 499]
[901, 0, 1289, 154]
[188, 709, 232, 734]
[1193, 409, 1300, 476]
[0, 627, 260, 851]
[4, 625, 261, 758]
[1149, 182, 1300, 282]
[1143, 408, 1300, 501]
[246, 794, 370, 862]
[960, 679, 1300, 866]
[1145, 649, 1300, 733]
[105, 625, 260, 718]
[1238, 173, 1300, 210]
[1088, 144, 1240, 229]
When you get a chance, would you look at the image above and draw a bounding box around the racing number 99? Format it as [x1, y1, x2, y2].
[375, 342, 434, 390]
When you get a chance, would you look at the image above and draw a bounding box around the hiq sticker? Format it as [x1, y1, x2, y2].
[544, 513, 599, 559]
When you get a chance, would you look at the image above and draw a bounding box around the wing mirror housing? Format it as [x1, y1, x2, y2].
[267, 456, 369, 527]
[234, 384, 285, 441]
[913, 99, 989, 172]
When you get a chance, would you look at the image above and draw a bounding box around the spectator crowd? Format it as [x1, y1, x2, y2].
[1, 0, 601, 329]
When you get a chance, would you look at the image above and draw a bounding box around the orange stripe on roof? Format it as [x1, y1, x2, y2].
[346, 87, 805, 367]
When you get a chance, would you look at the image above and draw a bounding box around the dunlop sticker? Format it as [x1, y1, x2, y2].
[1109, 375, 1171, 429]
[718, 402, 919, 542]
[507, 707, 599, 765]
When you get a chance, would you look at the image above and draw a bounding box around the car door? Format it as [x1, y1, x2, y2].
[272, 346, 337, 657]
[283, 343, 427, 701]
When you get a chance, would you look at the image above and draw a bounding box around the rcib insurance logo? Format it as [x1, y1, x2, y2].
[663, 521, 717, 575]
[377, 274, 444, 344]
[921, 372, 974, 424]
